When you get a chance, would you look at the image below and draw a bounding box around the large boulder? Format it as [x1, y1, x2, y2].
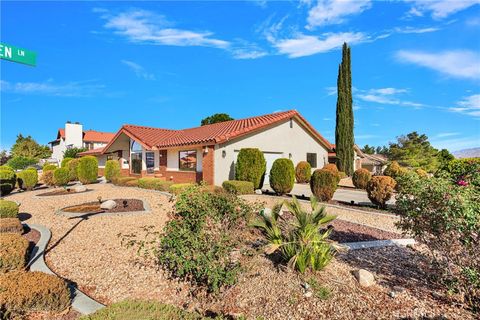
[100, 200, 117, 210]
[353, 269, 375, 287]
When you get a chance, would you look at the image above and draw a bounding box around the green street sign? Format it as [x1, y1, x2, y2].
[0, 43, 36, 66]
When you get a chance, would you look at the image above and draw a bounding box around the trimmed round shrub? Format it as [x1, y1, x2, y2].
[77, 156, 98, 184]
[138, 177, 173, 191]
[384, 161, 405, 178]
[41, 170, 55, 186]
[67, 158, 80, 181]
[104, 160, 121, 182]
[0, 233, 29, 272]
[53, 168, 70, 187]
[269, 158, 295, 195]
[0, 166, 16, 196]
[352, 168, 372, 189]
[415, 168, 428, 178]
[235, 148, 266, 189]
[17, 169, 38, 191]
[61, 157, 73, 168]
[169, 183, 194, 195]
[0, 271, 70, 314]
[0, 200, 19, 218]
[323, 163, 340, 183]
[366, 176, 396, 209]
[222, 180, 254, 195]
[42, 163, 57, 171]
[295, 161, 311, 183]
[0, 218, 23, 234]
[310, 169, 338, 201]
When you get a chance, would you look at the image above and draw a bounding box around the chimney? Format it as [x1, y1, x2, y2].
[65, 121, 83, 148]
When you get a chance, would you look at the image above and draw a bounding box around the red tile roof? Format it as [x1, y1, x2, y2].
[77, 147, 105, 156]
[102, 110, 333, 153]
[55, 128, 115, 143]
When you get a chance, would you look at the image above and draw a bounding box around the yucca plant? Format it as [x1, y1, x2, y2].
[252, 196, 338, 273]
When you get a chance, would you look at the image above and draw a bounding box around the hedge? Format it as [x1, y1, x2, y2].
[104, 160, 121, 182]
[295, 161, 311, 183]
[222, 180, 254, 195]
[53, 168, 70, 186]
[0, 271, 70, 315]
[0, 166, 16, 196]
[310, 169, 338, 201]
[17, 169, 38, 191]
[352, 168, 371, 189]
[269, 158, 295, 195]
[235, 148, 266, 189]
[41, 170, 55, 186]
[0, 201, 19, 218]
[169, 183, 194, 195]
[0, 233, 29, 273]
[0, 218, 23, 234]
[138, 177, 173, 192]
[61, 157, 73, 168]
[113, 176, 138, 186]
[366, 176, 396, 209]
[67, 158, 80, 181]
[77, 156, 98, 184]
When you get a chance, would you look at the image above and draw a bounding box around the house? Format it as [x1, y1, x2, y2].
[361, 153, 388, 175]
[78, 110, 335, 187]
[328, 144, 365, 172]
[49, 121, 115, 164]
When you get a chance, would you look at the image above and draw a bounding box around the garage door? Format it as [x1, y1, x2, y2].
[263, 152, 284, 188]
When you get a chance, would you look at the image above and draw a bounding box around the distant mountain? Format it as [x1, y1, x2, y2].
[452, 147, 480, 159]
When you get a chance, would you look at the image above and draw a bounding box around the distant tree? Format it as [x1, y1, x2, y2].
[335, 42, 354, 176]
[201, 113, 234, 126]
[437, 148, 454, 166]
[0, 150, 11, 165]
[10, 134, 51, 159]
[361, 145, 375, 154]
[376, 146, 389, 155]
[388, 132, 440, 172]
[64, 147, 87, 159]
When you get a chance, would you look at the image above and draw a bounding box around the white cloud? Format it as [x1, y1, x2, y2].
[395, 50, 480, 80]
[0, 79, 104, 97]
[393, 26, 440, 34]
[369, 88, 408, 95]
[435, 132, 460, 138]
[100, 9, 229, 49]
[406, 0, 480, 19]
[449, 94, 480, 117]
[121, 60, 156, 80]
[356, 87, 424, 108]
[271, 32, 367, 58]
[306, 0, 372, 29]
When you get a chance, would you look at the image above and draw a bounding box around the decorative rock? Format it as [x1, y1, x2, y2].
[255, 189, 263, 195]
[304, 291, 313, 298]
[389, 291, 396, 298]
[301, 282, 311, 291]
[100, 200, 117, 210]
[72, 185, 87, 193]
[353, 269, 375, 287]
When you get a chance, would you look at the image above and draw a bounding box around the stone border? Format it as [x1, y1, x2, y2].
[342, 238, 415, 250]
[55, 198, 152, 218]
[25, 223, 105, 315]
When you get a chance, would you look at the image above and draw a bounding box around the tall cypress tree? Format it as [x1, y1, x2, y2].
[335, 43, 354, 176]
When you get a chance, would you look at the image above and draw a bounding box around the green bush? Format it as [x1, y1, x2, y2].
[77, 156, 98, 184]
[80, 300, 205, 320]
[396, 174, 480, 310]
[17, 169, 38, 191]
[63, 147, 86, 159]
[0, 166, 16, 196]
[0, 218, 23, 234]
[235, 148, 266, 189]
[0, 271, 70, 315]
[0, 233, 29, 272]
[384, 161, 407, 179]
[41, 170, 55, 186]
[124, 179, 139, 187]
[113, 176, 138, 186]
[366, 176, 396, 209]
[414, 168, 428, 178]
[269, 158, 295, 195]
[53, 168, 70, 187]
[61, 157, 73, 168]
[6, 156, 36, 170]
[310, 169, 338, 201]
[252, 196, 336, 273]
[352, 168, 371, 189]
[42, 163, 57, 171]
[438, 158, 480, 188]
[222, 180, 254, 195]
[322, 164, 340, 183]
[67, 158, 80, 181]
[169, 183, 194, 195]
[295, 161, 311, 183]
[0, 201, 19, 218]
[104, 160, 121, 182]
[138, 177, 173, 191]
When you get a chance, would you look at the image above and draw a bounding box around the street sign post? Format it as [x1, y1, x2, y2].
[0, 43, 36, 66]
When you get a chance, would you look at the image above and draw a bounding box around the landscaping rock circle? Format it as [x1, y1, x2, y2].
[353, 269, 375, 287]
[100, 200, 117, 210]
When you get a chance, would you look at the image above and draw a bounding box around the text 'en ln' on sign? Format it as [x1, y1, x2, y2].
[0, 43, 37, 66]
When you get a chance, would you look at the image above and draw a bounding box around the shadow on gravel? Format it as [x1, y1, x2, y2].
[18, 212, 32, 221]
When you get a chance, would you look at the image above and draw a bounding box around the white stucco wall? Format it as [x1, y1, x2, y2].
[51, 139, 66, 164]
[97, 155, 108, 168]
[167, 147, 203, 172]
[213, 118, 330, 186]
[65, 123, 83, 148]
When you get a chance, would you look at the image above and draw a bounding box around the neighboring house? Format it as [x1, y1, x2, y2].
[328, 144, 365, 172]
[49, 121, 115, 164]
[78, 110, 335, 187]
[361, 154, 388, 175]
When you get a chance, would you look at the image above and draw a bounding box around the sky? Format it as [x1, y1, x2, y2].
[1, 0, 479, 153]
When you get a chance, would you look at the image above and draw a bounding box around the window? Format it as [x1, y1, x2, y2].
[146, 152, 155, 174]
[307, 153, 317, 168]
[179, 150, 197, 171]
[130, 140, 143, 174]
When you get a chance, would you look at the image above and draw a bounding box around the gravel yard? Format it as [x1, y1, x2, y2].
[5, 184, 474, 319]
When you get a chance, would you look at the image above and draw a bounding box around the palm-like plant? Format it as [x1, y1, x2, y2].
[252, 196, 337, 273]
